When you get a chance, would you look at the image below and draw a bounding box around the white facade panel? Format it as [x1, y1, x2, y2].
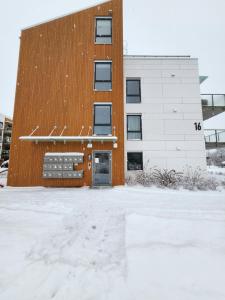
[124, 56, 206, 174]
[162, 69, 199, 78]
[163, 84, 200, 98]
[164, 120, 203, 135]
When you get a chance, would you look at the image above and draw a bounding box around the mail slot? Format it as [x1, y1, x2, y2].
[63, 164, 73, 170]
[43, 171, 63, 179]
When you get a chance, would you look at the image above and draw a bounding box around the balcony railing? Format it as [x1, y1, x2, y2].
[201, 94, 225, 107]
[204, 130, 225, 148]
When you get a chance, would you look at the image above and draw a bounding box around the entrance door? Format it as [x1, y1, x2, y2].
[92, 151, 112, 186]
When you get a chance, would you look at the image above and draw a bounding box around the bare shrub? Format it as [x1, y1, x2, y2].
[126, 170, 154, 187]
[126, 167, 221, 191]
[126, 173, 137, 186]
[207, 148, 225, 167]
[151, 169, 183, 188]
[135, 170, 154, 186]
[182, 167, 219, 191]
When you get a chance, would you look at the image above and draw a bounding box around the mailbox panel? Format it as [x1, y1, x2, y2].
[43, 153, 84, 180]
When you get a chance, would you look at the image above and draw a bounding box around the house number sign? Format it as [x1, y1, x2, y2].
[194, 122, 202, 131]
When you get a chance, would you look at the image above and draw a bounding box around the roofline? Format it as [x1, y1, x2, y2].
[204, 129, 225, 131]
[124, 55, 196, 60]
[22, 0, 111, 31]
[201, 93, 225, 96]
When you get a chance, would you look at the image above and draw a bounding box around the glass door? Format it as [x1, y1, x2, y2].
[92, 151, 112, 186]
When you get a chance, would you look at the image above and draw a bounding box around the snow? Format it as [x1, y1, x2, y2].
[208, 165, 225, 175]
[19, 135, 117, 142]
[45, 152, 84, 156]
[0, 170, 7, 186]
[204, 112, 225, 130]
[207, 166, 225, 182]
[0, 186, 225, 299]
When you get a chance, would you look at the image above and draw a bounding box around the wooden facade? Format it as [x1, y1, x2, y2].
[8, 0, 124, 187]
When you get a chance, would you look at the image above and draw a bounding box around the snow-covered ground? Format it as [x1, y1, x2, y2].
[0, 170, 7, 186]
[208, 165, 225, 175]
[207, 166, 225, 183]
[0, 186, 225, 300]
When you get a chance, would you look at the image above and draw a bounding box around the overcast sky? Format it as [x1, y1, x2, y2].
[0, 0, 225, 117]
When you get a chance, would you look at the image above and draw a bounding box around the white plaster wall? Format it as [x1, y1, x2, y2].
[124, 56, 206, 174]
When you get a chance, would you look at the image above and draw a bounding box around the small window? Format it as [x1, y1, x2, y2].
[127, 115, 142, 140]
[126, 79, 141, 103]
[0, 122, 3, 129]
[95, 17, 112, 44]
[94, 104, 112, 135]
[94, 62, 112, 91]
[127, 152, 143, 171]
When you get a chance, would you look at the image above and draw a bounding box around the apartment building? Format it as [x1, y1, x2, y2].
[0, 114, 13, 163]
[125, 56, 206, 172]
[8, 0, 206, 187]
[0, 114, 4, 161]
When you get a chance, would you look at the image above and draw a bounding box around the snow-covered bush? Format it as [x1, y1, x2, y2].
[207, 148, 225, 167]
[126, 167, 220, 191]
[126, 168, 183, 189]
[151, 169, 183, 188]
[182, 167, 219, 191]
[126, 170, 154, 186]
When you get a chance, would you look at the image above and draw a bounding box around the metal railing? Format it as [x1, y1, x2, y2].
[201, 94, 225, 107]
[204, 130, 225, 146]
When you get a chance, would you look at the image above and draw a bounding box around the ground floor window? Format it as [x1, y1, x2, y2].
[127, 152, 143, 171]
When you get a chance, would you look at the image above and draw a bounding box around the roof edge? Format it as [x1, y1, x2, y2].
[124, 55, 196, 60]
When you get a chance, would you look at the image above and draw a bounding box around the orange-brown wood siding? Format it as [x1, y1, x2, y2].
[8, 0, 124, 187]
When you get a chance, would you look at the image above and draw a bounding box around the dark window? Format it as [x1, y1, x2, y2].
[94, 104, 112, 135]
[0, 122, 3, 129]
[95, 17, 112, 44]
[94, 62, 112, 91]
[127, 152, 143, 171]
[126, 79, 141, 103]
[127, 115, 142, 140]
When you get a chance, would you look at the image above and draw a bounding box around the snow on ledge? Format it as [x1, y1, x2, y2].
[19, 136, 118, 142]
[45, 152, 84, 156]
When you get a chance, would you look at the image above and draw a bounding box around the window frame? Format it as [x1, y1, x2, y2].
[95, 17, 112, 44]
[127, 114, 142, 140]
[94, 61, 112, 91]
[93, 103, 112, 136]
[126, 78, 141, 103]
[127, 152, 143, 171]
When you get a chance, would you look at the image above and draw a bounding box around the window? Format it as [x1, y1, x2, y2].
[95, 17, 112, 44]
[94, 62, 112, 91]
[94, 104, 112, 135]
[127, 115, 142, 140]
[0, 122, 3, 129]
[127, 152, 143, 171]
[126, 79, 141, 103]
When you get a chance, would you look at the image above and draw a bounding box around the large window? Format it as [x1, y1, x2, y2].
[94, 62, 112, 91]
[127, 115, 142, 140]
[94, 104, 112, 135]
[95, 17, 112, 44]
[127, 152, 143, 171]
[126, 79, 141, 103]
